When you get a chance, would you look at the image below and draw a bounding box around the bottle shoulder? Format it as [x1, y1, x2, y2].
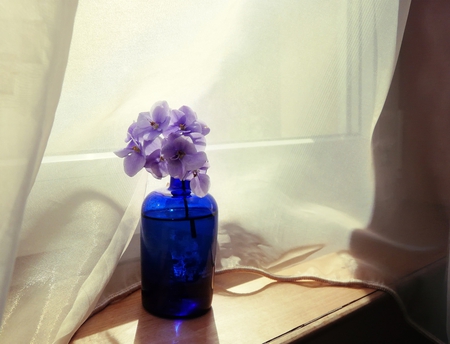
[142, 188, 218, 219]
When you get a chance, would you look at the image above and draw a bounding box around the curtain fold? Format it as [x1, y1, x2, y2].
[8, 1, 450, 344]
[350, 1, 450, 341]
[0, 0, 78, 326]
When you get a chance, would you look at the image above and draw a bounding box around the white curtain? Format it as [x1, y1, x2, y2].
[5, 1, 448, 343]
[0, 1, 79, 342]
[349, 1, 450, 342]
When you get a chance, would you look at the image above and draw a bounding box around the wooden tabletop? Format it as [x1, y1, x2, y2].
[70, 260, 379, 344]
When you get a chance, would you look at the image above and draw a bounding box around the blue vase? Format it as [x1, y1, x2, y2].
[140, 177, 218, 318]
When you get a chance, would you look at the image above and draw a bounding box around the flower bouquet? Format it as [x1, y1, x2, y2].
[115, 100, 211, 196]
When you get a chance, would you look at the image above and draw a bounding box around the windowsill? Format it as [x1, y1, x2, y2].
[69, 249, 442, 344]
[68, 252, 389, 344]
[70, 279, 376, 343]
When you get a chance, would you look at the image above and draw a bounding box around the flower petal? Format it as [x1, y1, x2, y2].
[136, 112, 151, 128]
[114, 147, 132, 158]
[144, 137, 162, 156]
[170, 109, 185, 124]
[183, 151, 207, 171]
[189, 132, 207, 151]
[151, 101, 170, 123]
[125, 122, 137, 142]
[145, 158, 168, 179]
[167, 159, 184, 179]
[190, 174, 210, 197]
[124, 153, 145, 177]
[197, 120, 210, 135]
[178, 105, 197, 124]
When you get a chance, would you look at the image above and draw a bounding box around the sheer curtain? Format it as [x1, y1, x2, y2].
[350, 1, 450, 342]
[6, 1, 449, 343]
[0, 1, 79, 342]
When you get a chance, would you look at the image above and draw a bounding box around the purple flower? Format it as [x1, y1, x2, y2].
[133, 101, 171, 141]
[114, 139, 146, 177]
[196, 120, 210, 136]
[189, 132, 207, 151]
[144, 137, 168, 179]
[161, 134, 207, 179]
[125, 122, 137, 142]
[165, 106, 209, 138]
[186, 162, 210, 197]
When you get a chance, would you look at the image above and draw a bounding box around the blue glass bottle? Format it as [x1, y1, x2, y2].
[141, 177, 218, 318]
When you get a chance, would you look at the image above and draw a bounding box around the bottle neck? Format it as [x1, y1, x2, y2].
[169, 177, 191, 197]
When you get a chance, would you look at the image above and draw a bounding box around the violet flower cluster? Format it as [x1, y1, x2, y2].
[115, 101, 211, 197]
